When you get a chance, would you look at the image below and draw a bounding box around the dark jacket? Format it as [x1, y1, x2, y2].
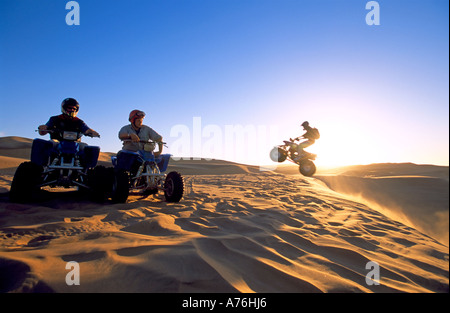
[45, 114, 90, 141]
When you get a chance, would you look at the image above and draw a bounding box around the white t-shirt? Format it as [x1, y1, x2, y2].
[118, 124, 162, 152]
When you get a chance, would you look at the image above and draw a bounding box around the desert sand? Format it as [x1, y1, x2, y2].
[0, 136, 448, 293]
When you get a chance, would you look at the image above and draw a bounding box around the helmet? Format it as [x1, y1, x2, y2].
[61, 98, 79, 117]
[301, 121, 309, 128]
[129, 110, 145, 124]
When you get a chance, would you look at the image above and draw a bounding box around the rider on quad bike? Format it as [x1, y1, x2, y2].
[109, 109, 184, 203]
[36, 97, 101, 169]
[291, 121, 320, 161]
[38, 98, 100, 143]
[118, 110, 163, 154]
[269, 121, 320, 176]
[118, 110, 163, 175]
[9, 98, 102, 203]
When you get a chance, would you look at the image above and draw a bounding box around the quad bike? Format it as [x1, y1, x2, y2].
[270, 139, 317, 176]
[9, 130, 106, 203]
[109, 140, 184, 203]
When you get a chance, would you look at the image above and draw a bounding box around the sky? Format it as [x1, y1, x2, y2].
[0, 0, 449, 168]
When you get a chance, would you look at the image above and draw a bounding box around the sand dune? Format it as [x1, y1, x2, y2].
[315, 163, 449, 243]
[0, 136, 448, 293]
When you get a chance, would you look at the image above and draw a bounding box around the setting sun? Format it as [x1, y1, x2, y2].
[312, 124, 379, 168]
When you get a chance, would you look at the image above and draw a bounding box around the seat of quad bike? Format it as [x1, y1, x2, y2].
[111, 150, 138, 170]
[112, 150, 171, 173]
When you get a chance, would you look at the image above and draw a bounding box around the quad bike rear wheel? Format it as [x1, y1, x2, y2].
[164, 171, 184, 202]
[299, 159, 316, 177]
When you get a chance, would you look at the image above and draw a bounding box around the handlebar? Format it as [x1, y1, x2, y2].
[36, 129, 100, 138]
[122, 139, 166, 144]
[122, 139, 168, 148]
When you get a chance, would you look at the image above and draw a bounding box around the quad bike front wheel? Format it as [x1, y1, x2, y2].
[299, 159, 316, 177]
[270, 147, 287, 163]
[9, 162, 43, 203]
[164, 171, 184, 202]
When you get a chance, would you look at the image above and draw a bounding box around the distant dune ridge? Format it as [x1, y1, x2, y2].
[0, 136, 448, 293]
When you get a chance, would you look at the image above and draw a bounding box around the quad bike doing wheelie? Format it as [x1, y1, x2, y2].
[270, 139, 317, 176]
[9, 130, 105, 202]
[109, 140, 184, 203]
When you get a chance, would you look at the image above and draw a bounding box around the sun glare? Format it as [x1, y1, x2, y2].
[310, 125, 381, 168]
